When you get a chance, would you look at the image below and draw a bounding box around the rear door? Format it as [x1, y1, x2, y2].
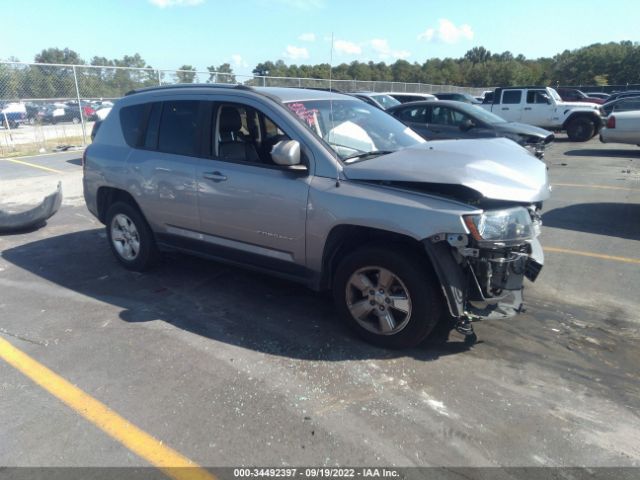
[497, 89, 524, 122]
[126, 100, 202, 233]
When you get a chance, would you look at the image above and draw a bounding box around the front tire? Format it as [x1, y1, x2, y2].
[105, 202, 158, 271]
[333, 245, 443, 348]
[566, 117, 595, 142]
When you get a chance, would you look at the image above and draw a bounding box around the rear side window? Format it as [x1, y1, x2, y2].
[502, 90, 522, 104]
[119, 104, 146, 147]
[158, 100, 200, 156]
[396, 106, 427, 123]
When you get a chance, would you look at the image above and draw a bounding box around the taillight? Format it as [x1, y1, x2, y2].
[606, 116, 616, 129]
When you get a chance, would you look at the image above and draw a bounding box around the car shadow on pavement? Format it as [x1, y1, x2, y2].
[564, 148, 640, 158]
[542, 202, 640, 241]
[2, 229, 473, 362]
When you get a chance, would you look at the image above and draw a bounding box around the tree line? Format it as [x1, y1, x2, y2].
[1, 42, 639, 100]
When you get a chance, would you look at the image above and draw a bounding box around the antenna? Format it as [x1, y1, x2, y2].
[329, 32, 340, 188]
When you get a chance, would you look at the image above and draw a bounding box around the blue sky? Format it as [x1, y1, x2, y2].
[2, 0, 638, 76]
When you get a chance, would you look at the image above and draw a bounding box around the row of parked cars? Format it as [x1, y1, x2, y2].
[0, 100, 113, 128]
[351, 86, 640, 149]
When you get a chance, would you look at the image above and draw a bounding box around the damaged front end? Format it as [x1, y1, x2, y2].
[0, 182, 62, 233]
[425, 205, 544, 337]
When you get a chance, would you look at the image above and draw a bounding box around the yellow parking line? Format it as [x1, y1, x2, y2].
[553, 183, 638, 191]
[3, 158, 63, 174]
[0, 336, 216, 480]
[545, 246, 640, 265]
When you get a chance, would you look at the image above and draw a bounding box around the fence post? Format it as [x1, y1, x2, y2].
[158, 69, 162, 86]
[72, 65, 87, 146]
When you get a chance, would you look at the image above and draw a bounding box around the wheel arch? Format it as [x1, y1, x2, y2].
[318, 224, 434, 291]
[96, 186, 142, 224]
[562, 111, 601, 131]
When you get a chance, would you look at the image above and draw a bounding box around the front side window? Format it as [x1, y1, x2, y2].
[285, 99, 424, 161]
[527, 90, 548, 104]
[214, 103, 291, 165]
[158, 100, 200, 156]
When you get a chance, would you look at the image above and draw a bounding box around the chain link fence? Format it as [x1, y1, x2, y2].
[0, 61, 488, 158]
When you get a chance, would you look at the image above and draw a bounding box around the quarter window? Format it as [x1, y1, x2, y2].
[119, 103, 146, 148]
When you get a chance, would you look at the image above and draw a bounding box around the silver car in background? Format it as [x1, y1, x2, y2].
[83, 85, 550, 348]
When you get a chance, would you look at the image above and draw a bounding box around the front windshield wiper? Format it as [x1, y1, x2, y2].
[343, 150, 395, 163]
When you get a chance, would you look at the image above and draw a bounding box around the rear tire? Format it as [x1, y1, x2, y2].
[105, 202, 158, 271]
[333, 245, 443, 348]
[566, 117, 595, 142]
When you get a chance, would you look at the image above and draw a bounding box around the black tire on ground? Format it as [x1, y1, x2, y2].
[333, 245, 444, 348]
[105, 201, 158, 271]
[566, 117, 596, 142]
[72, 116, 80, 124]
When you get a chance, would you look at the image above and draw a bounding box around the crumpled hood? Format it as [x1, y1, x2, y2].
[343, 138, 551, 203]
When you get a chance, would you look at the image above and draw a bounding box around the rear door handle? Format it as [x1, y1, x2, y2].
[501, 107, 510, 111]
[524, 107, 532, 111]
[203, 171, 227, 182]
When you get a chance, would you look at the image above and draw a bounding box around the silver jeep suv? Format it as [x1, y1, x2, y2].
[83, 85, 550, 348]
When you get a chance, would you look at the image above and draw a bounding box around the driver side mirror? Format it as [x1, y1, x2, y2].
[460, 119, 475, 131]
[271, 140, 306, 170]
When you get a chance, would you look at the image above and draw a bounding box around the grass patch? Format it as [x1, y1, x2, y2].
[0, 135, 89, 158]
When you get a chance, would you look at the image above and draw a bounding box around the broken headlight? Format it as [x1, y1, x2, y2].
[463, 207, 534, 245]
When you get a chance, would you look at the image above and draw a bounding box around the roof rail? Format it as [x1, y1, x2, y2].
[125, 83, 254, 96]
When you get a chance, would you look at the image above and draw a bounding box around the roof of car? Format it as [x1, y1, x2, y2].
[386, 92, 435, 96]
[125, 83, 353, 103]
[351, 91, 393, 98]
[385, 99, 476, 111]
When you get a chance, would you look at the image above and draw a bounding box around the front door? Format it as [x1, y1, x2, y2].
[195, 102, 311, 272]
[521, 90, 553, 126]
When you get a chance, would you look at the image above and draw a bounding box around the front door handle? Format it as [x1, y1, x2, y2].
[501, 107, 510, 111]
[524, 107, 532, 111]
[203, 171, 228, 182]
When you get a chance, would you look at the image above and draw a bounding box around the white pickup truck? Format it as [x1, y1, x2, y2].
[482, 87, 603, 141]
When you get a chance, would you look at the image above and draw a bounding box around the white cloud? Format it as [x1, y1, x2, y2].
[334, 39, 362, 55]
[148, 0, 204, 7]
[417, 19, 474, 44]
[298, 32, 316, 42]
[283, 45, 310, 60]
[370, 39, 410, 60]
[231, 54, 248, 68]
